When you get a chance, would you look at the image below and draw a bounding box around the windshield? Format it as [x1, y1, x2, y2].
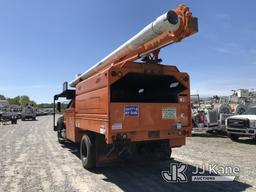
[245, 107, 256, 115]
[25, 108, 33, 114]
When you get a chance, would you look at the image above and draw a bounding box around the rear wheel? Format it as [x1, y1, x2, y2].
[57, 129, 65, 144]
[228, 133, 239, 141]
[80, 134, 96, 169]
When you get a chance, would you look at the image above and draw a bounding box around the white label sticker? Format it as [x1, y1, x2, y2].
[111, 123, 123, 130]
[99, 125, 106, 134]
[162, 108, 176, 119]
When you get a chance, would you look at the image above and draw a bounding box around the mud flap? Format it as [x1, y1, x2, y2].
[95, 137, 171, 166]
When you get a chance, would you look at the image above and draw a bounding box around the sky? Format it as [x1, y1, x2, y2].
[0, 0, 256, 103]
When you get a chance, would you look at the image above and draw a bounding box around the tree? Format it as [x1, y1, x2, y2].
[37, 103, 54, 108]
[19, 96, 30, 106]
[30, 100, 37, 107]
[7, 97, 20, 105]
[0, 94, 6, 100]
[4, 95, 38, 107]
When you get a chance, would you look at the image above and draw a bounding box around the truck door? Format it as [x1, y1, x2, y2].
[65, 101, 76, 142]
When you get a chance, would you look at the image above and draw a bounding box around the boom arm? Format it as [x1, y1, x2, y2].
[70, 4, 198, 87]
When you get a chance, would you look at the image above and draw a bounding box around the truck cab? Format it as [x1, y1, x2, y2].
[53, 83, 76, 143]
[22, 106, 37, 121]
[1, 109, 18, 124]
[226, 106, 256, 141]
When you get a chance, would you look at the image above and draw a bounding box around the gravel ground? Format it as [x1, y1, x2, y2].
[0, 116, 255, 192]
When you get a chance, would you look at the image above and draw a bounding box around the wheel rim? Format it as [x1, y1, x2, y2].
[61, 129, 65, 138]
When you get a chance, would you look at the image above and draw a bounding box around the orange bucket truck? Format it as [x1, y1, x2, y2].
[53, 4, 198, 169]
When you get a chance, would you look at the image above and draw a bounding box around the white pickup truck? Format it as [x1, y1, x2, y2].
[226, 106, 256, 141]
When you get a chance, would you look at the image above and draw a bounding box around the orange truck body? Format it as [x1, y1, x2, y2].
[65, 61, 192, 147]
[54, 4, 198, 168]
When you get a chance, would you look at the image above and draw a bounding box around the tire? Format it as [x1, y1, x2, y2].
[80, 134, 96, 169]
[57, 130, 65, 144]
[206, 130, 214, 134]
[57, 116, 65, 144]
[228, 133, 239, 141]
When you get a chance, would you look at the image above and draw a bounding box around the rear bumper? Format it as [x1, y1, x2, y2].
[110, 127, 191, 147]
[23, 115, 35, 118]
[226, 127, 256, 136]
[192, 126, 224, 133]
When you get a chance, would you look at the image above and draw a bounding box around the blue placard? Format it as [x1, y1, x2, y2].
[125, 106, 139, 116]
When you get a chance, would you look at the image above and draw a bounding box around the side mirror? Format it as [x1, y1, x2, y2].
[56, 102, 61, 112]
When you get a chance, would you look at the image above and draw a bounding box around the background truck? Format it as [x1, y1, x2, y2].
[22, 106, 36, 121]
[226, 105, 256, 141]
[53, 4, 198, 169]
[0, 109, 18, 124]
